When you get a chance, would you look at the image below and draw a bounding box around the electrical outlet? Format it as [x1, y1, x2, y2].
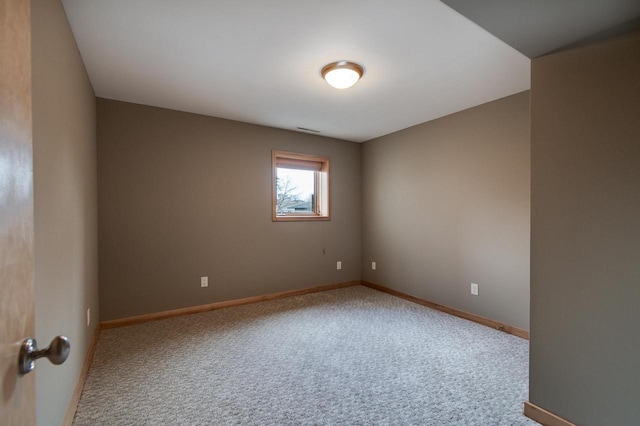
[471, 283, 479, 296]
[86, 308, 90, 326]
[201, 276, 208, 288]
[337, 261, 342, 270]
[372, 261, 377, 270]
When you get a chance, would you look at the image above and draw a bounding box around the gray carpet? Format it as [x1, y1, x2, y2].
[73, 286, 535, 425]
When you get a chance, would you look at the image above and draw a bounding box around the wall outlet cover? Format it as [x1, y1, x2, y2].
[471, 283, 479, 296]
[201, 276, 208, 288]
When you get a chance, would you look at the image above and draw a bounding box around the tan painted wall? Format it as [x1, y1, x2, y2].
[361, 92, 531, 330]
[31, 0, 99, 424]
[530, 29, 640, 425]
[97, 100, 361, 320]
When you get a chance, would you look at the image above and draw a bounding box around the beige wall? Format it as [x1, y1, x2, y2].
[361, 92, 531, 330]
[32, 0, 99, 424]
[97, 100, 361, 320]
[530, 29, 640, 425]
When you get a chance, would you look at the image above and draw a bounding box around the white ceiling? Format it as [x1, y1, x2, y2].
[442, 0, 640, 58]
[62, 0, 530, 142]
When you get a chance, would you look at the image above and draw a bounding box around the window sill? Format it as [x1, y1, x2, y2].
[273, 214, 331, 222]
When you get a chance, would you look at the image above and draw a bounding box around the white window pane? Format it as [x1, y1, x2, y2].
[276, 167, 315, 214]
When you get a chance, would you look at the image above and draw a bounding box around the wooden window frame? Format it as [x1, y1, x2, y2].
[272, 150, 330, 222]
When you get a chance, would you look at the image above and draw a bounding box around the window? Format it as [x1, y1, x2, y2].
[272, 150, 330, 221]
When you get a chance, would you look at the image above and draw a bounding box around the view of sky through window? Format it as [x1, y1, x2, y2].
[277, 168, 314, 199]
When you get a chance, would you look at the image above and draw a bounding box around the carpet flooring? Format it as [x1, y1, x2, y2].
[73, 286, 535, 425]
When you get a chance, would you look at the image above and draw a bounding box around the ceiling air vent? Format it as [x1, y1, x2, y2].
[296, 127, 320, 133]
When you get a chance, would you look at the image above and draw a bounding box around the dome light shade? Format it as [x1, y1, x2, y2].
[321, 61, 364, 89]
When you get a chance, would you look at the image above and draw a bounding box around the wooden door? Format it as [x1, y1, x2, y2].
[1, 0, 36, 424]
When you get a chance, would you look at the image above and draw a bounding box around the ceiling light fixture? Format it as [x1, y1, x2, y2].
[321, 61, 364, 89]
